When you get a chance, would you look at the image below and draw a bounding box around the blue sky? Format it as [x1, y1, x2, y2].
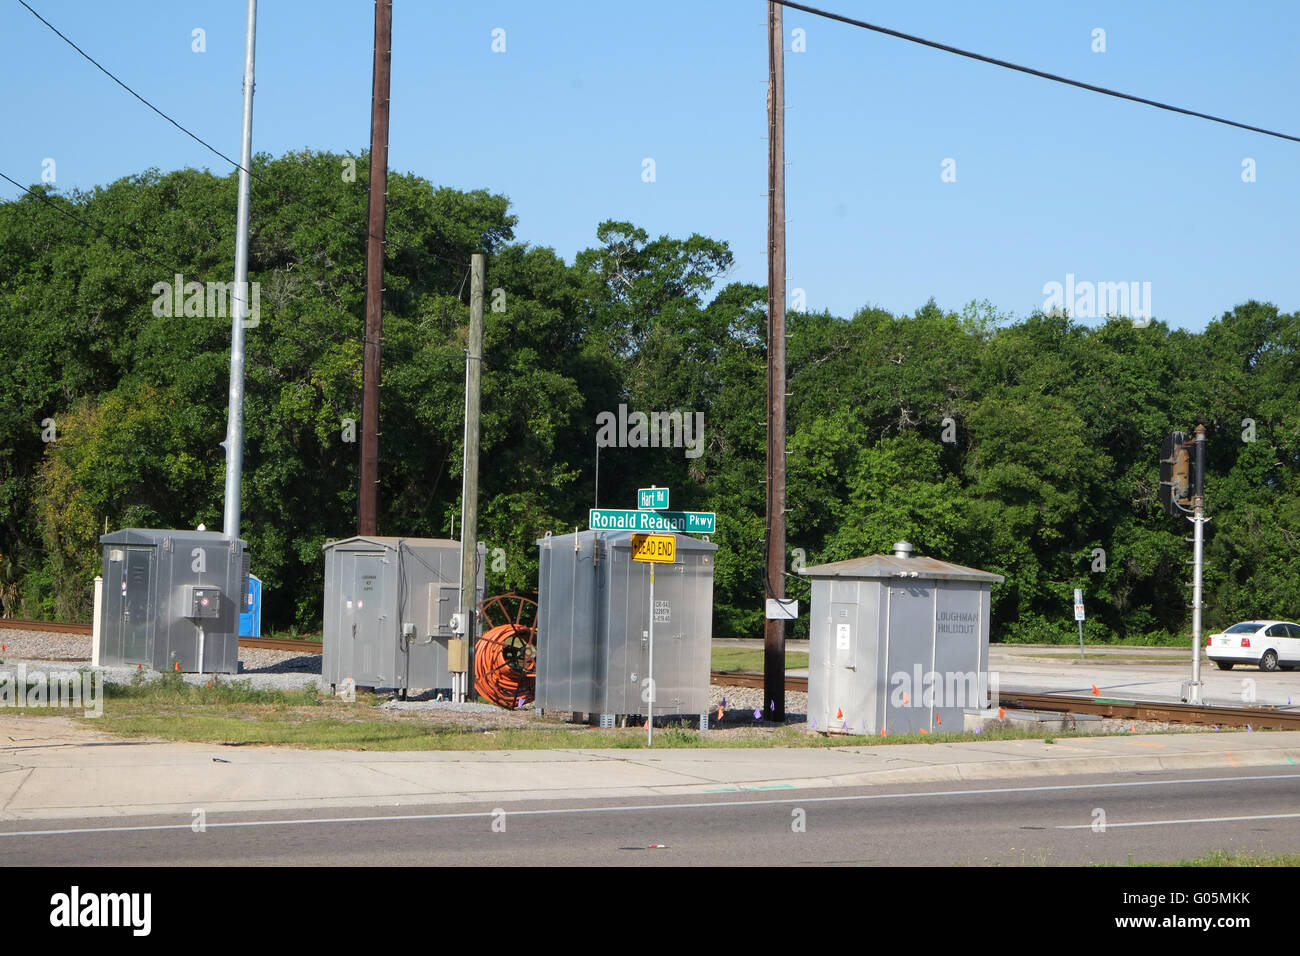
[2, 0, 1297, 331]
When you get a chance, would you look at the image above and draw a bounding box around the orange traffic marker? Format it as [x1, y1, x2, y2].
[902, 692, 910, 706]
[1092, 684, 1100, 697]
[998, 707, 1005, 720]
[880, 729, 886, 737]
[920, 728, 929, 735]
[174, 661, 181, 672]
[836, 707, 843, 720]
[936, 714, 942, 725]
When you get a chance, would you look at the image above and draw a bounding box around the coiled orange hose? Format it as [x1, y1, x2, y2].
[474, 622, 537, 709]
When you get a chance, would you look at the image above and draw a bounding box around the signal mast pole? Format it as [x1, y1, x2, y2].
[1187, 425, 1207, 705]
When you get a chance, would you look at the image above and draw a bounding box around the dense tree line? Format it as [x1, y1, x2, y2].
[2, 151, 1297, 644]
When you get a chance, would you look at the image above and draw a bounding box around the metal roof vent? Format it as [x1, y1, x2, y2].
[892, 541, 913, 559]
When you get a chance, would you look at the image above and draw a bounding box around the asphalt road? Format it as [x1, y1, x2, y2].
[2, 767, 1298, 866]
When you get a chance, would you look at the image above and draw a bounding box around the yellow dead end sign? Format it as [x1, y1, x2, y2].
[631, 534, 676, 563]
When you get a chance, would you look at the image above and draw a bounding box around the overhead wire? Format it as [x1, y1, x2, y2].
[0, 170, 184, 275]
[778, 0, 1300, 144]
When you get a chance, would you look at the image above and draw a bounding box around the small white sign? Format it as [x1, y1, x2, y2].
[765, 598, 799, 620]
[1074, 588, 1085, 622]
[836, 623, 851, 650]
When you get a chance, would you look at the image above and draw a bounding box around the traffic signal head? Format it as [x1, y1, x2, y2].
[1159, 431, 1194, 516]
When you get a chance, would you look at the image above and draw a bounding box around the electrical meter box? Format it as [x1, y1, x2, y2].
[187, 585, 221, 619]
[800, 542, 1002, 735]
[98, 528, 250, 674]
[321, 536, 485, 694]
[535, 530, 717, 726]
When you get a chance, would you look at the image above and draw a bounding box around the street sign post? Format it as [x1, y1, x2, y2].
[589, 508, 715, 535]
[629, 539, 676, 746]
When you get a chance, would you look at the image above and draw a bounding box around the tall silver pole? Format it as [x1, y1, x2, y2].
[1187, 424, 1207, 705]
[1189, 506, 1205, 703]
[222, 0, 258, 540]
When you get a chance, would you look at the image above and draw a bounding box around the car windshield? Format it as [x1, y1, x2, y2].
[1224, 622, 1263, 634]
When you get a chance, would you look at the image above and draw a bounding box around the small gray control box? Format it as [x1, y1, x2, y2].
[187, 585, 221, 619]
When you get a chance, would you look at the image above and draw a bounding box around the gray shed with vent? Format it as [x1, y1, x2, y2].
[321, 536, 484, 694]
[98, 528, 250, 674]
[800, 542, 1003, 735]
[536, 530, 716, 726]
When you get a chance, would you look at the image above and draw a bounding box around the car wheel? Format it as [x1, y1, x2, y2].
[1260, 650, 1280, 672]
[1214, 661, 1235, 670]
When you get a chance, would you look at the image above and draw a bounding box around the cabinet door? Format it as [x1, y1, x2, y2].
[122, 547, 154, 664]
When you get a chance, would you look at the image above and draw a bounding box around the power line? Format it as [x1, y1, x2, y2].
[16, 0, 248, 172]
[0, 170, 183, 275]
[779, 0, 1300, 145]
[16, 1, 374, 241]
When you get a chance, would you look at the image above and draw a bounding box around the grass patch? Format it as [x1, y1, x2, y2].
[78, 677, 1104, 751]
[712, 646, 808, 672]
[1118, 850, 1300, 867]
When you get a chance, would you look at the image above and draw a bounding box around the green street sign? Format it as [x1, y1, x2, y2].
[637, 487, 670, 510]
[589, 508, 716, 535]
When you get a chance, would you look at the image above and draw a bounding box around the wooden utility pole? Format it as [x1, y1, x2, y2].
[359, 0, 392, 535]
[459, 254, 485, 697]
[764, 0, 788, 723]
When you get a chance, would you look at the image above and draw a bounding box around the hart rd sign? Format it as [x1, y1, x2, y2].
[588, 508, 716, 535]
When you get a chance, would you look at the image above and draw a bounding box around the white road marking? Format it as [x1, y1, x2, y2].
[0, 771, 1297, 838]
[1058, 811, 1300, 829]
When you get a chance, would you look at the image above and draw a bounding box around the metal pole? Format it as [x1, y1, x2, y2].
[359, 0, 392, 535]
[647, 564, 655, 747]
[1188, 424, 1207, 704]
[1077, 619, 1085, 660]
[459, 253, 485, 701]
[221, 0, 257, 540]
[763, 0, 788, 724]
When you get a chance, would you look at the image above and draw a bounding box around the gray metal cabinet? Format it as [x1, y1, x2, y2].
[536, 530, 716, 723]
[322, 536, 484, 693]
[98, 529, 249, 674]
[802, 543, 1002, 735]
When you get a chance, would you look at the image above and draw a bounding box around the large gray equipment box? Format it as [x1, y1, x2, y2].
[322, 536, 485, 694]
[536, 530, 716, 725]
[98, 529, 250, 674]
[800, 542, 1003, 735]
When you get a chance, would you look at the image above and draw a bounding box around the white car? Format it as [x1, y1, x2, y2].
[1206, 620, 1300, 671]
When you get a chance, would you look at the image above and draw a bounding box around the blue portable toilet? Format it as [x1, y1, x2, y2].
[239, 574, 262, 637]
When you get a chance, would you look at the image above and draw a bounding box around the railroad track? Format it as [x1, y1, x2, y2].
[0, 618, 321, 654]
[0, 618, 92, 635]
[997, 690, 1300, 732]
[239, 636, 321, 654]
[711, 671, 1300, 731]
[713, 670, 807, 692]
